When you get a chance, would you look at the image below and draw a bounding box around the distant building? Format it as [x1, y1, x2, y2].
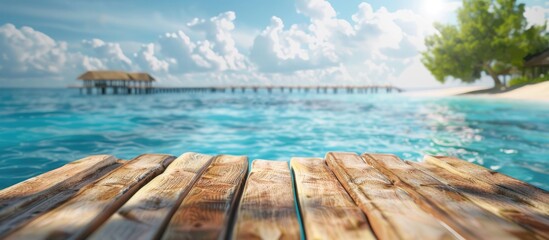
[523, 48, 549, 78]
[77, 71, 155, 94]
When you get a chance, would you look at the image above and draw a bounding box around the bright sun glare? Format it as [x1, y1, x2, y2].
[421, 0, 447, 20]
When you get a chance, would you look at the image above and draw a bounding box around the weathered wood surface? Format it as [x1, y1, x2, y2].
[425, 155, 549, 214]
[5, 154, 175, 240]
[162, 155, 248, 240]
[291, 157, 376, 240]
[90, 153, 214, 240]
[0, 151, 547, 240]
[0, 161, 123, 238]
[325, 152, 456, 240]
[409, 160, 549, 239]
[363, 153, 536, 240]
[233, 160, 300, 240]
[0, 155, 117, 222]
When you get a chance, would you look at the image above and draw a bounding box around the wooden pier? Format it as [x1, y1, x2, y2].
[71, 85, 404, 95]
[75, 71, 156, 95]
[73, 70, 404, 95]
[0, 152, 547, 239]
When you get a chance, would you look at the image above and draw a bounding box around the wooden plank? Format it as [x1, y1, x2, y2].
[0, 161, 123, 238]
[290, 157, 376, 240]
[0, 155, 117, 221]
[425, 155, 549, 214]
[325, 152, 456, 240]
[362, 153, 536, 240]
[162, 155, 248, 240]
[409, 160, 549, 239]
[90, 153, 214, 240]
[232, 160, 300, 240]
[5, 154, 175, 240]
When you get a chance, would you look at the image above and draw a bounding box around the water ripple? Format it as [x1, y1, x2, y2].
[0, 89, 548, 190]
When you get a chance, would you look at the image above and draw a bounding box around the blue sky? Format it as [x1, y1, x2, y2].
[0, 0, 547, 88]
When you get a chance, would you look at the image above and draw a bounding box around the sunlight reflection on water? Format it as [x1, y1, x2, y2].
[0, 88, 548, 190]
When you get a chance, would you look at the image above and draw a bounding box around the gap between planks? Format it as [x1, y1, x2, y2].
[0, 155, 123, 238]
[1, 152, 548, 240]
[161, 154, 248, 240]
[90, 152, 215, 240]
[4, 154, 175, 240]
[291, 157, 376, 240]
[232, 160, 300, 240]
[362, 153, 537, 240]
[325, 152, 459, 240]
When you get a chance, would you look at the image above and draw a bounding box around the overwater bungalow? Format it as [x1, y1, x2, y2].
[77, 70, 155, 94]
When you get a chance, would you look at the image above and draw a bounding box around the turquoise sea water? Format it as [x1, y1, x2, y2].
[0, 88, 548, 190]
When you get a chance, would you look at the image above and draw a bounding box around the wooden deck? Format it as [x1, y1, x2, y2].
[0, 152, 547, 240]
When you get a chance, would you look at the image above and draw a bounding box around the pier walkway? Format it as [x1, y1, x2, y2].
[0, 152, 547, 239]
[70, 85, 404, 95]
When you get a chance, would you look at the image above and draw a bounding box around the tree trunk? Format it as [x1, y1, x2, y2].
[490, 73, 503, 89]
[484, 64, 503, 90]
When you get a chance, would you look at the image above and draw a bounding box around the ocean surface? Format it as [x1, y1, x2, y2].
[0, 88, 548, 190]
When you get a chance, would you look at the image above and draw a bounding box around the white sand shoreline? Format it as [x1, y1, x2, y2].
[403, 86, 488, 97]
[403, 81, 549, 102]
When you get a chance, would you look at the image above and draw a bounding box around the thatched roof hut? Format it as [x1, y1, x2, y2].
[127, 72, 155, 81]
[524, 48, 549, 68]
[77, 71, 155, 81]
[523, 48, 549, 78]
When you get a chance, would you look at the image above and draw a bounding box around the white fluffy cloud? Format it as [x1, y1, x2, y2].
[0, 2, 440, 87]
[155, 11, 248, 73]
[0, 11, 249, 83]
[250, 16, 339, 72]
[2, 0, 515, 88]
[0, 23, 68, 77]
[81, 38, 133, 70]
[249, 0, 435, 86]
[524, 6, 549, 31]
[296, 0, 336, 20]
[134, 43, 169, 72]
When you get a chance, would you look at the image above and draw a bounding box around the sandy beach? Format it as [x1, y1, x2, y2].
[404, 81, 549, 102]
[493, 81, 549, 101]
[403, 86, 489, 97]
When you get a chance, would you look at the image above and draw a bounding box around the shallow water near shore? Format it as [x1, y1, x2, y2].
[0, 88, 548, 190]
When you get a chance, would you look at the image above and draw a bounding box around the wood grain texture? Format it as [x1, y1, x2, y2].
[362, 153, 535, 240]
[409, 160, 549, 239]
[0, 161, 123, 238]
[0, 155, 117, 221]
[90, 153, 214, 240]
[5, 154, 175, 240]
[162, 155, 248, 240]
[325, 152, 456, 240]
[291, 157, 376, 240]
[232, 160, 300, 240]
[425, 155, 549, 214]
